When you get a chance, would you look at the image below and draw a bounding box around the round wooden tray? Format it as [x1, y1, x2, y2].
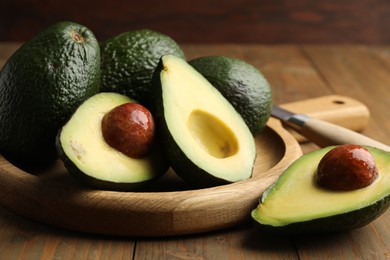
[0, 118, 302, 237]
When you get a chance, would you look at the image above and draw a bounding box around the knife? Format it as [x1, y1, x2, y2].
[271, 105, 390, 152]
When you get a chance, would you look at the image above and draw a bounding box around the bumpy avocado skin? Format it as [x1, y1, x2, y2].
[0, 21, 100, 170]
[251, 146, 390, 235]
[100, 29, 185, 107]
[189, 56, 272, 135]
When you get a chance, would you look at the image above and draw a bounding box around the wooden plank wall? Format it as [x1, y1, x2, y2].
[1, 0, 390, 44]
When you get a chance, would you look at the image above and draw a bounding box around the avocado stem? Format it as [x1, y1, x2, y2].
[70, 30, 86, 43]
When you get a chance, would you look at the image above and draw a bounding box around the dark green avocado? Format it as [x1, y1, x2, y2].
[0, 21, 100, 170]
[152, 55, 256, 187]
[100, 29, 185, 107]
[56, 92, 169, 191]
[251, 146, 390, 234]
[189, 56, 272, 135]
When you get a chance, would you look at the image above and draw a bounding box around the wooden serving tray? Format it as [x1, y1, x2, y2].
[0, 95, 369, 237]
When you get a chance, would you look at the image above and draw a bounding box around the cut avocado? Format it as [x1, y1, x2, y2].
[56, 93, 169, 191]
[100, 29, 185, 107]
[251, 146, 390, 234]
[189, 56, 272, 135]
[152, 55, 256, 187]
[0, 21, 100, 170]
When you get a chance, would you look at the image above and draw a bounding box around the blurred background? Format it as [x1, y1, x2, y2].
[1, 0, 390, 44]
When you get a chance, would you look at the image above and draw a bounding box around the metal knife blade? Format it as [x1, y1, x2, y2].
[271, 105, 390, 151]
[271, 105, 308, 127]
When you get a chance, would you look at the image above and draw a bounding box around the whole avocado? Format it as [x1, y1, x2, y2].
[100, 29, 185, 106]
[189, 56, 272, 135]
[0, 21, 100, 170]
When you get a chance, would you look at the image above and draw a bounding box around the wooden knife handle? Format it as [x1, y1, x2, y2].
[280, 95, 370, 142]
[298, 117, 390, 151]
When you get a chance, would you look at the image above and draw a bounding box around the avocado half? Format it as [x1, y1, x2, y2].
[251, 146, 390, 234]
[151, 55, 256, 187]
[56, 92, 169, 191]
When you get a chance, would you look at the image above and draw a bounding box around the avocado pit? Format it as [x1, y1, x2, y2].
[316, 144, 378, 191]
[101, 103, 155, 158]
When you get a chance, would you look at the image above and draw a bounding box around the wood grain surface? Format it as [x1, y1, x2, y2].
[1, 43, 390, 258]
[2, 0, 390, 44]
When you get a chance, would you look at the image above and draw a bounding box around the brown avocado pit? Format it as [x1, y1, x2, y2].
[101, 103, 155, 158]
[316, 144, 379, 191]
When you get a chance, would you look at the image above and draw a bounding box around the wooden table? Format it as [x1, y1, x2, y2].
[1, 42, 390, 259]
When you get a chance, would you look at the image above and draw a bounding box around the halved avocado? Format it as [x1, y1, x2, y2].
[251, 146, 390, 234]
[56, 92, 169, 191]
[152, 55, 256, 187]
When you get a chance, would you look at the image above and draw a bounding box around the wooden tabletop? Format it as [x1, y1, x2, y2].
[1, 42, 390, 259]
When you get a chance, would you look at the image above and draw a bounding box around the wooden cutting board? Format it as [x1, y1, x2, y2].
[0, 95, 369, 237]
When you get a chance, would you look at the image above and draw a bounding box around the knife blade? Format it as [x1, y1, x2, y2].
[271, 105, 390, 151]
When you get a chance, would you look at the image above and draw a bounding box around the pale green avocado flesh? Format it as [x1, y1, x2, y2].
[252, 146, 390, 233]
[57, 92, 168, 190]
[153, 55, 256, 186]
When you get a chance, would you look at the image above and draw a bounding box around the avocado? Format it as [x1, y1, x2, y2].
[0, 21, 100, 170]
[152, 55, 256, 187]
[100, 29, 185, 106]
[251, 146, 390, 234]
[189, 56, 272, 135]
[56, 92, 169, 191]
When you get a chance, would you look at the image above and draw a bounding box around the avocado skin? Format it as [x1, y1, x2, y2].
[0, 21, 100, 170]
[189, 56, 272, 135]
[252, 194, 390, 235]
[100, 29, 185, 107]
[151, 58, 233, 188]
